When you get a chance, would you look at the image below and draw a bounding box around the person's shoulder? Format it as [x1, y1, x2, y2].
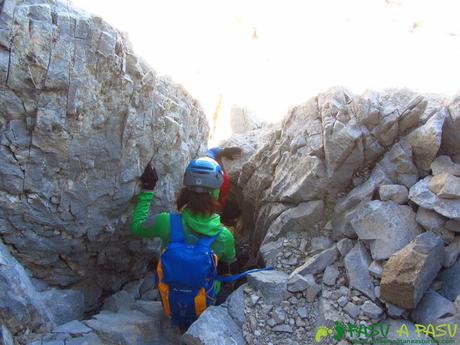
[218, 226, 235, 241]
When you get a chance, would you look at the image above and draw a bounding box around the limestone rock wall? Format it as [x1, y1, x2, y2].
[0, 0, 208, 309]
[236, 87, 450, 250]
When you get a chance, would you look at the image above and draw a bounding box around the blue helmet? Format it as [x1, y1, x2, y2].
[183, 157, 224, 192]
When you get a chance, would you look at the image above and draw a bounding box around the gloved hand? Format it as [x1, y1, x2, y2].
[140, 163, 158, 190]
[220, 147, 242, 160]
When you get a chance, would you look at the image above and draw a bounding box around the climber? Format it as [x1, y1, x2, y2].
[206, 146, 241, 209]
[130, 158, 237, 327]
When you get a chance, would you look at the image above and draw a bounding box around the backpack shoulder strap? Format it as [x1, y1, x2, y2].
[170, 213, 185, 243]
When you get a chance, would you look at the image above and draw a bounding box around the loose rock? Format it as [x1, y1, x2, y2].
[379, 184, 409, 204]
[344, 242, 376, 300]
[350, 200, 422, 260]
[380, 232, 444, 309]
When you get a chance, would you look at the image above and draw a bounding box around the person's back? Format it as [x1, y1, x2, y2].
[130, 157, 236, 326]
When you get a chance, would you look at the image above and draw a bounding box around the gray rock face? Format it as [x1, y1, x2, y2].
[360, 301, 383, 319]
[445, 220, 460, 233]
[439, 259, 460, 301]
[311, 236, 333, 252]
[290, 245, 338, 276]
[84, 310, 164, 345]
[52, 320, 92, 335]
[263, 200, 324, 243]
[350, 201, 422, 260]
[322, 266, 339, 286]
[378, 184, 409, 204]
[415, 207, 446, 232]
[182, 306, 244, 345]
[247, 270, 289, 304]
[442, 93, 460, 162]
[41, 288, 85, 325]
[0, 239, 52, 335]
[102, 291, 135, 313]
[344, 242, 375, 300]
[405, 109, 446, 171]
[226, 285, 246, 328]
[429, 173, 460, 199]
[444, 238, 460, 268]
[0, 0, 208, 306]
[1, 325, 14, 345]
[431, 156, 460, 176]
[336, 238, 354, 256]
[287, 273, 315, 293]
[410, 176, 460, 220]
[380, 232, 444, 309]
[410, 290, 456, 324]
[368, 260, 383, 278]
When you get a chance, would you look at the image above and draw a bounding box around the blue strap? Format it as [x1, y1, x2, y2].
[170, 213, 185, 243]
[196, 228, 223, 248]
[216, 266, 274, 283]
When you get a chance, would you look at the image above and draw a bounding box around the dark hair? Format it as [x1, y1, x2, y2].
[176, 187, 221, 216]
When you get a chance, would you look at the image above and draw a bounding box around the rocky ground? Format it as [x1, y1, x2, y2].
[1, 1, 460, 345]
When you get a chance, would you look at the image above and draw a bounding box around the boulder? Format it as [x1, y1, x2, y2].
[102, 291, 135, 313]
[52, 320, 92, 335]
[368, 261, 384, 278]
[385, 303, 406, 318]
[445, 220, 460, 233]
[344, 241, 375, 300]
[0, 325, 13, 345]
[410, 290, 456, 324]
[84, 310, 164, 345]
[0, 0, 208, 307]
[182, 306, 244, 345]
[322, 266, 339, 286]
[226, 285, 245, 328]
[444, 238, 460, 268]
[41, 288, 85, 325]
[429, 173, 460, 199]
[441, 94, 460, 162]
[311, 236, 333, 252]
[377, 141, 419, 188]
[350, 201, 422, 260]
[289, 245, 338, 276]
[336, 238, 354, 256]
[263, 200, 324, 243]
[431, 156, 460, 176]
[409, 176, 460, 220]
[360, 301, 383, 319]
[0, 239, 52, 335]
[415, 207, 446, 231]
[378, 184, 409, 204]
[343, 302, 360, 318]
[405, 109, 446, 171]
[380, 232, 444, 309]
[439, 259, 460, 301]
[247, 270, 289, 304]
[288, 273, 315, 293]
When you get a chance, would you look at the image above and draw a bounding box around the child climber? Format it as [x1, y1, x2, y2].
[130, 157, 237, 326]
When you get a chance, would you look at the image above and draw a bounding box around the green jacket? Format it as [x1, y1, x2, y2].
[130, 191, 236, 264]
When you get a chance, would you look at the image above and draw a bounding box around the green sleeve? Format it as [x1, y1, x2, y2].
[130, 191, 170, 241]
[218, 227, 236, 263]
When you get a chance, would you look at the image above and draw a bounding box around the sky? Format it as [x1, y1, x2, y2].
[70, 0, 460, 143]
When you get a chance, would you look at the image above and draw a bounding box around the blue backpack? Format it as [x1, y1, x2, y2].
[156, 213, 272, 326]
